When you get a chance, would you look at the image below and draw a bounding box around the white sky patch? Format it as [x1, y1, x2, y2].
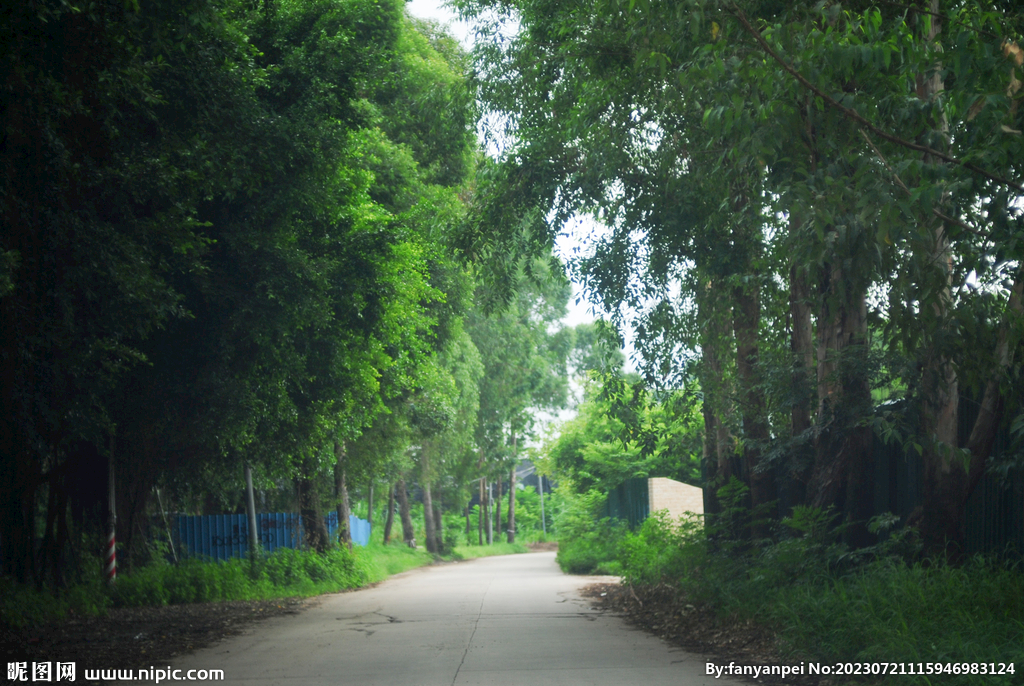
[405, 0, 475, 49]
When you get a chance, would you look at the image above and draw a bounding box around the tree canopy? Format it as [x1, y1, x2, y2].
[455, 0, 1024, 557]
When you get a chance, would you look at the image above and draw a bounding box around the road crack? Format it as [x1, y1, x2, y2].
[450, 577, 492, 686]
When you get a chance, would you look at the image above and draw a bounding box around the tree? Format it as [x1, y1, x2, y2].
[0, 0, 484, 580]
[456, 0, 1024, 557]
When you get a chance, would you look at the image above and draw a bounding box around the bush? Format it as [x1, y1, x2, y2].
[607, 498, 1024, 686]
[618, 510, 703, 586]
[109, 545, 368, 609]
[552, 486, 628, 574]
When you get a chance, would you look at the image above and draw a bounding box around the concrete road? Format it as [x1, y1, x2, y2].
[166, 552, 741, 685]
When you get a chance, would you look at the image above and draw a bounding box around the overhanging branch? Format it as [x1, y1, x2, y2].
[729, 4, 1024, 194]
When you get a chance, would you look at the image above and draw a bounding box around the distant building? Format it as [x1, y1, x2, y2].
[648, 477, 704, 520]
[605, 477, 703, 528]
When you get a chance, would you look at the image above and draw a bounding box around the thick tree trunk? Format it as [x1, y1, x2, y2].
[507, 464, 517, 543]
[808, 267, 874, 547]
[912, 272, 1024, 557]
[397, 477, 416, 548]
[382, 483, 395, 545]
[298, 455, 329, 553]
[421, 447, 437, 553]
[732, 281, 774, 538]
[422, 480, 437, 554]
[434, 505, 443, 550]
[907, 0, 974, 560]
[697, 278, 735, 521]
[333, 441, 351, 551]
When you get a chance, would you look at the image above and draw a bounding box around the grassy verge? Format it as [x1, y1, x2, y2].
[559, 509, 1024, 685]
[452, 542, 529, 559]
[0, 539, 533, 629]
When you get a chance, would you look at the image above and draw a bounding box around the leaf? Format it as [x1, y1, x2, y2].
[711, 22, 720, 41]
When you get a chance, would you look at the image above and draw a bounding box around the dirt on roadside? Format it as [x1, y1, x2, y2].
[582, 582, 841, 686]
[0, 597, 313, 679]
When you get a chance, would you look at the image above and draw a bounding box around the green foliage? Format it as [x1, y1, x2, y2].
[451, 542, 530, 560]
[552, 486, 628, 575]
[0, 0, 489, 585]
[548, 374, 703, 494]
[0, 566, 112, 629]
[618, 511, 704, 587]
[603, 505, 1023, 685]
[508, 485, 548, 539]
[353, 538, 435, 583]
[456, 0, 1024, 557]
[113, 546, 367, 607]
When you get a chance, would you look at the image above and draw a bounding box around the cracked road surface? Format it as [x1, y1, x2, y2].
[167, 552, 740, 685]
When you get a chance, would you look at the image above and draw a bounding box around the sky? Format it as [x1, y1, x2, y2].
[405, 0, 475, 49]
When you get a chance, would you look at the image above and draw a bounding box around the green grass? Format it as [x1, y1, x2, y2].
[355, 539, 435, 583]
[0, 536, 536, 629]
[584, 511, 1024, 686]
[452, 542, 529, 559]
[766, 558, 1024, 684]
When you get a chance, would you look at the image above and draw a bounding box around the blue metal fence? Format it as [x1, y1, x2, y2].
[175, 512, 370, 561]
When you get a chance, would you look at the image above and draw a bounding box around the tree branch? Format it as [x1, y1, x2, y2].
[858, 128, 984, 238]
[729, 4, 1024, 194]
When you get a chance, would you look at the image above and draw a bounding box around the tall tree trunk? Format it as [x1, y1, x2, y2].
[701, 398, 720, 517]
[697, 277, 735, 521]
[397, 477, 416, 548]
[788, 259, 815, 510]
[507, 463, 517, 543]
[808, 266, 874, 547]
[434, 505, 443, 551]
[421, 447, 437, 553]
[382, 483, 395, 545]
[733, 281, 774, 538]
[366, 480, 374, 527]
[906, 0, 970, 559]
[912, 272, 1024, 557]
[485, 479, 493, 545]
[333, 441, 351, 551]
[422, 481, 437, 554]
[477, 479, 484, 545]
[244, 464, 259, 561]
[495, 478, 502, 539]
[298, 455, 329, 553]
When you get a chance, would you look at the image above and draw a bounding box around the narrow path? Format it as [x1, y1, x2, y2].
[162, 552, 739, 685]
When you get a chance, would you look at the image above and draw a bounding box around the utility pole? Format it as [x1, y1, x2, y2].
[487, 482, 494, 545]
[106, 432, 117, 585]
[538, 473, 546, 536]
[245, 463, 259, 562]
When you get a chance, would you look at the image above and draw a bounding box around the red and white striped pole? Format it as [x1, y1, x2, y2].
[107, 432, 117, 584]
[105, 529, 116, 583]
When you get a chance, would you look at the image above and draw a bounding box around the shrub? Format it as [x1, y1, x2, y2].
[618, 510, 703, 586]
[553, 486, 629, 574]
